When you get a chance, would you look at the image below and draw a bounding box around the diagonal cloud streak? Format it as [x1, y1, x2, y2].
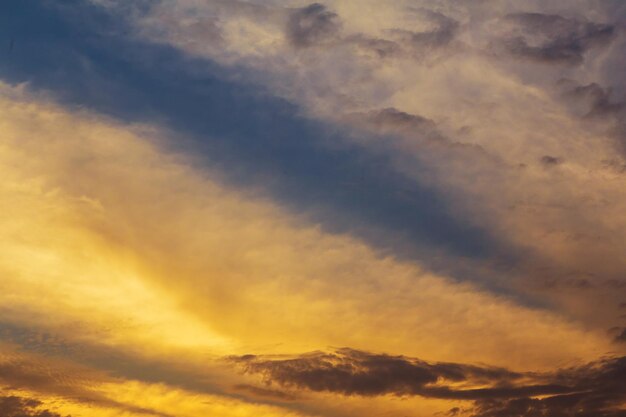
[0, 0, 519, 275]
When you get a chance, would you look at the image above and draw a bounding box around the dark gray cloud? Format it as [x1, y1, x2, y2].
[614, 328, 626, 344]
[498, 13, 615, 65]
[470, 356, 626, 417]
[344, 10, 458, 60]
[230, 348, 526, 398]
[0, 395, 68, 417]
[0, 360, 87, 399]
[348, 107, 493, 163]
[540, 155, 562, 166]
[562, 81, 625, 118]
[559, 80, 626, 155]
[286, 3, 341, 47]
[345, 107, 441, 143]
[363, 108, 438, 133]
[394, 9, 459, 52]
[231, 348, 626, 416]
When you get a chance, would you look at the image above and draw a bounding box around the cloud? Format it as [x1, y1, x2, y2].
[391, 9, 459, 54]
[563, 82, 625, 118]
[0, 349, 178, 417]
[286, 3, 341, 47]
[496, 13, 615, 65]
[470, 357, 626, 417]
[539, 155, 562, 166]
[233, 348, 626, 416]
[0, 352, 97, 402]
[230, 348, 526, 398]
[233, 349, 440, 396]
[233, 384, 298, 401]
[614, 328, 626, 344]
[357, 107, 438, 134]
[0, 395, 68, 417]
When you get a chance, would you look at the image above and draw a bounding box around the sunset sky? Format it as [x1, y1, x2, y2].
[1, 1, 626, 416]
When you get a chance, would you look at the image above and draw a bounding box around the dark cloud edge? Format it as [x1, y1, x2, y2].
[0, 393, 69, 417]
[229, 348, 626, 417]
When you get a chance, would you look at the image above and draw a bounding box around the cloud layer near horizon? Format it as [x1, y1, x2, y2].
[233, 348, 626, 416]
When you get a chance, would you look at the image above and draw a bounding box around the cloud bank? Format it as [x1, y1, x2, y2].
[234, 348, 626, 416]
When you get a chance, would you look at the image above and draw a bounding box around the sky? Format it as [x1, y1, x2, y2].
[0, 0, 625, 416]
